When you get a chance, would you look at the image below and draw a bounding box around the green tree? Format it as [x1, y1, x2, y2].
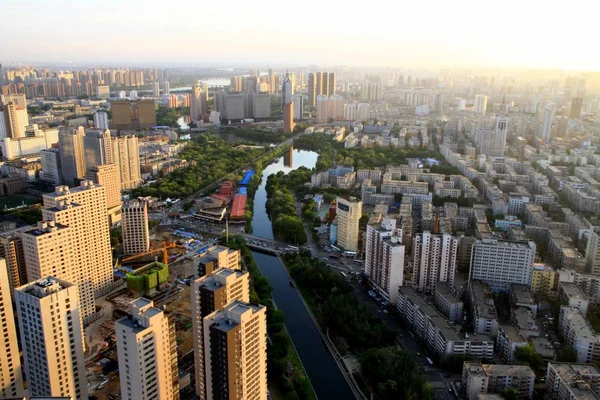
[561, 345, 578, 362]
[499, 387, 520, 400]
[514, 344, 543, 370]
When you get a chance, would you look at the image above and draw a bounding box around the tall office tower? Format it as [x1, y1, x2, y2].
[203, 300, 267, 400]
[474, 94, 488, 115]
[308, 72, 320, 106]
[251, 93, 271, 118]
[585, 230, 600, 275]
[413, 232, 458, 294]
[122, 199, 150, 255]
[0, 231, 27, 291]
[58, 126, 86, 186]
[112, 135, 141, 190]
[283, 102, 294, 133]
[200, 82, 209, 114]
[540, 106, 554, 142]
[116, 298, 179, 400]
[364, 218, 406, 304]
[110, 99, 156, 129]
[470, 238, 536, 291]
[0, 259, 25, 398]
[290, 94, 303, 119]
[190, 84, 203, 121]
[86, 164, 122, 225]
[163, 81, 170, 95]
[316, 95, 329, 123]
[230, 76, 242, 92]
[40, 147, 63, 185]
[327, 95, 344, 120]
[269, 68, 276, 94]
[570, 97, 583, 119]
[191, 268, 250, 399]
[430, 93, 443, 112]
[0, 102, 29, 139]
[153, 81, 160, 97]
[492, 116, 507, 156]
[83, 129, 113, 169]
[94, 111, 109, 129]
[336, 196, 362, 252]
[21, 181, 113, 319]
[242, 76, 258, 93]
[15, 277, 88, 400]
[327, 72, 336, 96]
[281, 73, 293, 109]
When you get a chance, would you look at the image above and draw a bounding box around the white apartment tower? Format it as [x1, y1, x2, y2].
[116, 298, 179, 400]
[93, 111, 109, 130]
[585, 230, 600, 275]
[191, 268, 250, 399]
[15, 277, 88, 399]
[474, 94, 488, 115]
[0, 259, 25, 398]
[203, 300, 267, 400]
[86, 164, 123, 225]
[540, 106, 555, 142]
[122, 199, 150, 255]
[364, 218, 406, 304]
[413, 232, 459, 293]
[336, 196, 362, 252]
[112, 135, 141, 190]
[40, 147, 63, 185]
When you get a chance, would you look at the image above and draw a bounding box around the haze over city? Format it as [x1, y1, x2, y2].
[2, 0, 599, 71]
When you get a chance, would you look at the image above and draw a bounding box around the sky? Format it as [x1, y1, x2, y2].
[1, 0, 598, 71]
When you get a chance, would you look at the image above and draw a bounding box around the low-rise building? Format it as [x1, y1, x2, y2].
[558, 306, 598, 363]
[512, 307, 540, 339]
[469, 281, 499, 336]
[546, 363, 600, 400]
[531, 263, 557, 298]
[511, 284, 538, 316]
[434, 285, 464, 323]
[495, 324, 528, 362]
[462, 362, 535, 400]
[560, 282, 590, 316]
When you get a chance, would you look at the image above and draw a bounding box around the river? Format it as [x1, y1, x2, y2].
[249, 149, 356, 400]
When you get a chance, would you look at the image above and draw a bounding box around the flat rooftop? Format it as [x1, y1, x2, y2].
[499, 324, 527, 343]
[210, 300, 263, 333]
[561, 282, 588, 301]
[512, 284, 535, 305]
[513, 307, 539, 332]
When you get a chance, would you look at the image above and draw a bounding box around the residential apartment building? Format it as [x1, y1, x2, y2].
[336, 196, 362, 252]
[558, 269, 600, 305]
[462, 362, 535, 400]
[0, 229, 27, 292]
[470, 239, 536, 291]
[434, 285, 464, 323]
[112, 135, 141, 190]
[469, 280, 499, 335]
[558, 306, 599, 363]
[121, 199, 150, 255]
[545, 363, 600, 400]
[86, 163, 122, 225]
[0, 259, 24, 398]
[192, 245, 241, 277]
[116, 298, 179, 400]
[203, 300, 268, 400]
[495, 324, 528, 362]
[14, 277, 88, 399]
[413, 232, 458, 293]
[559, 282, 590, 316]
[191, 268, 250, 399]
[364, 218, 405, 304]
[531, 263, 557, 298]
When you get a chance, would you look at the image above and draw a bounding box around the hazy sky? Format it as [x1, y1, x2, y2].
[1, 0, 598, 71]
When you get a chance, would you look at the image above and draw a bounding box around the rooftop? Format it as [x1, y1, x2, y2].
[209, 300, 264, 333]
[499, 324, 527, 343]
[470, 280, 497, 320]
[561, 282, 589, 301]
[513, 307, 539, 332]
[512, 284, 535, 305]
[482, 364, 536, 378]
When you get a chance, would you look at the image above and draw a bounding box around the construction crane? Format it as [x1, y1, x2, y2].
[121, 241, 177, 266]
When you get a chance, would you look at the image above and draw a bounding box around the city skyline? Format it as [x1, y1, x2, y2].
[1, 0, 598, 71]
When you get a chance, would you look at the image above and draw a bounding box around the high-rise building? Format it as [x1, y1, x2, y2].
[281, 73, 293, 109]
[0, 63, 4, 87]
[283, 102, 294, 133]
[191, 268, 250, 399]
[308, 72, 320, 106]
[86, 164, 122, 225]
[413, 232, 458, 293]
[0, 259, 25, 398]
[116, 298, 179, 400]
[474, 94, 487, 115]
[96, 85, 110, 99]
[269, 68, 276, 94]
[360, 82, 382, 101]
[122, 199, 150, 255]
[585, 230, 600, 275]
[540, 106, 554, 142]
[316, 94, 329, 123]
[365, 218, 406, 303]
[336, 196, 362, 252]
[40, 147, 63, 185]
[112, 135, 141, 190]
[83, 129, 113, 169]
[0, 93, 27, 108]
[570, 97, 583, 119]
[0, 102, 29, 139]
[21, 182, 113, 320]
[15, 277, 88, 400]
[470, 238, 536, 291]
[230, 76, 243, 92]
[327, 72, 336, 96]
[153, 81, 161, 97]
[308, 72, 336, 106]
[110, 99, 156, 129]
[203, 300, 267, 400]
[163, 81, 170, 95]
[0, 230, 28, 292]
[58, 126, 86, 186]
[93, 111, 109, 130]
[290, 94, 303, 119]
[190, 84, 203, 121]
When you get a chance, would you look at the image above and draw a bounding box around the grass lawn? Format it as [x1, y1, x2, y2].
[0, 195, 41, 210]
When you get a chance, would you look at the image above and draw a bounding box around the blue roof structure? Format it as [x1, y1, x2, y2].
[239, 170, 255, 185]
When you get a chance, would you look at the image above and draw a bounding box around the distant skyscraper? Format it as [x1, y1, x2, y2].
[94, 111, 109, 129]
[122, 199, 150, 255]
[15, 277, 88, 400]
[163, 81, 170, 95]
[570, 97, 583, 119]
[190, 84, 203, 121]
[0, 63, 4, 86]
[0, 102, 29, 139]
[308, 72, 336, 106]
[316, 95, 329, 123]
[281, 73, 293, 110]
[413, 232, 458, 294]
[269, 68, 276, 94]
[540, 106, 555, 142]
[474, 94, 488, 115]
[365, 218, 405, 304]
[112, 135, 141, 190]
[360, 82, 382, 101]
[191, 268, 250, 400]
[116, 298, 179, 400]
[0, 259, 25, 399]
[40, 147, 63, 185]
[58, 126, 86, 186]
[492, 116, 508, 156]
[0, 230, 28, 292]
[153, 81, 161, 97]
[203, 300, 267, 400]
[110, 99, 156, 129]
[308, 72, 320, 106]
[336, 196, 362, 252]
[283, 102, 294, 133]
[83, 129, 113, 170]
[290, 94, 303, 119]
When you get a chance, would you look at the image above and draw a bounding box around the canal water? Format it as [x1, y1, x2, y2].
[250, 149, 356, 399]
